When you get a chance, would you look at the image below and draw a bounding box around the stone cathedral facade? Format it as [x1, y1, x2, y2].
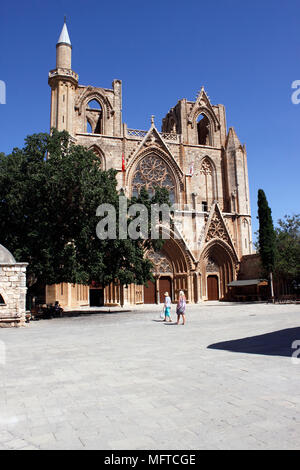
[46, 22, 252, 308]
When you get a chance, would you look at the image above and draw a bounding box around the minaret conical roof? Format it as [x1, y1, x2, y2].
[57, 21, 71, 46]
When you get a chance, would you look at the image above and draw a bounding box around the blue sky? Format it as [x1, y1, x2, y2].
[0, 0, 299, 237]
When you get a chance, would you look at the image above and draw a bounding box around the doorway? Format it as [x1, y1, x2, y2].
[159, 276, 172, 303]
[144, 280, 156, 304]
[89, 288, 104, 307]
[207, 275, 219, 300]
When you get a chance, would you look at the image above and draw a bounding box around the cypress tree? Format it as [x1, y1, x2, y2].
[257, 189, 276, 297]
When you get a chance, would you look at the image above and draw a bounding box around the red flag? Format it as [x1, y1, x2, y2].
[122, 153, 125, 172]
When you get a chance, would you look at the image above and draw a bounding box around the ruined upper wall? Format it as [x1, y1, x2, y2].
[162, 89, 227, 148]
[73, 80, 123, 137]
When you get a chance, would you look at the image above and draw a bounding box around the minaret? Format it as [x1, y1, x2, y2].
[48, 19, 78, 133]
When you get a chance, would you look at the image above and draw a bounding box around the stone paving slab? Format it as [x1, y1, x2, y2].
[0, 302, 300, 450]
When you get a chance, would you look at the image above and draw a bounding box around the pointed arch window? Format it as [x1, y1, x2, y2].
[169, 118, 177, 134]
[132, 154, 176, 204]
[0, 294, 5, 305]
[200, 157, 215, 205]
[89, 146, 104, 170]
[86, 99, 103, 134]
[197, 113, 211, 146]
[242, 218, 251, 252]
[200, 158, 213, 176]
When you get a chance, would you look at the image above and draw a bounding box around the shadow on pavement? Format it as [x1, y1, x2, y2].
[207, 327, 300, 357]
[31, 309, 131, 321]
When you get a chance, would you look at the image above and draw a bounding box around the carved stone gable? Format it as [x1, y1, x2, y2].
[205, 212, 230, 244]
[143, 132, 161, 148]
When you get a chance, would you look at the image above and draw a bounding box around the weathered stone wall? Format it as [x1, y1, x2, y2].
[238, 254, 262, 280]
[0, 263, 28, 327]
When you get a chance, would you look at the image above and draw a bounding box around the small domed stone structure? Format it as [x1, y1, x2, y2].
[0, 244, 16, 264]
[0, 245, 28, 327]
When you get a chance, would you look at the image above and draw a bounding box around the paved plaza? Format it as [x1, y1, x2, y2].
[0, 302, 300, 450]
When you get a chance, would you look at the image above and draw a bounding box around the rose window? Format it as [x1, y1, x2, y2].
[132, 155, 175, 203]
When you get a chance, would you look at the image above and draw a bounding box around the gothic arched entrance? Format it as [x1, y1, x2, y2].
[144, 235, 193, 304]
[144, 250, 173, 304]
[200, 240, 237, 301]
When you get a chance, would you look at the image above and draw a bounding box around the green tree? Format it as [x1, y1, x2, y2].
[0, 130, 171, 291]
[275, 214, 300, 283]
[257, 189, 276, 297]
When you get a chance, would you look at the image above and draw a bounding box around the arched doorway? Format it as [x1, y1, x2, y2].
[144, 280, 156, 304]
[200, 240, 237, 301]
[159, 276, 172, 303]
[144, 250, 173, 304]
[207, 275, 219, 300]
[144, 236, 193, 304]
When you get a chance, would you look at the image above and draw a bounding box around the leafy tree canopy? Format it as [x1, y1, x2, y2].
[0, 130, 171, 288]
[275, 214, 300, 281]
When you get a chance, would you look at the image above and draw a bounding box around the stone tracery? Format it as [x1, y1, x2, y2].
[132, 154, 175, 203]
[206, 257, 219, 272]
[200, 158, 213, 175]
[147, 250, 173, 274]
[206, 213, 230, 243]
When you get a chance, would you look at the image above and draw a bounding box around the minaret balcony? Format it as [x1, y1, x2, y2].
[48, 68, 78, 84]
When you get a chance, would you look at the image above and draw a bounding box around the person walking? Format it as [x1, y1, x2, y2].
[176, 290, 186, 325]
[163, 292, 172, 322]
